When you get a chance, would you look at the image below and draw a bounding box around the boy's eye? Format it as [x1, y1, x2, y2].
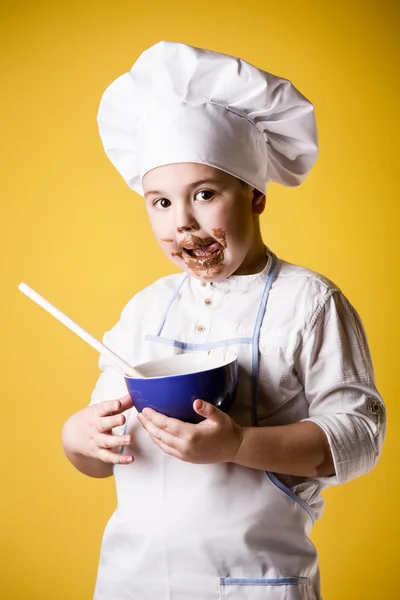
[195, 190, 214, 201]
[154, 198, 171, 209]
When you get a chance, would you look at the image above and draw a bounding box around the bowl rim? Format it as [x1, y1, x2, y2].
[124, 350, 237, 381]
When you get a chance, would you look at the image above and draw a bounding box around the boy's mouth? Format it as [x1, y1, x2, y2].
[183, 241, 222, 258]
[179, 235, 225, 269]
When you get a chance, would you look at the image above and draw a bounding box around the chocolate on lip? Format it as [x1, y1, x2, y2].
[181, 244, 224, 269]
[179, 233, 226, 253]
[179, 235, 215, 251]
[176, 231, 227, 274]
[182, 244, 222, 260]
[183, 248, 224, 269]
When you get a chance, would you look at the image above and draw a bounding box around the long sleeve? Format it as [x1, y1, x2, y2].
[296, 290, 386, 485]
[89, 298, 137, 406]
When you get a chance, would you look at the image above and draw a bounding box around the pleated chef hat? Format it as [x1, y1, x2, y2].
[97, 41, 318, 196]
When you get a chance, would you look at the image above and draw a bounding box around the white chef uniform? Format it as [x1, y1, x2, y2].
[90, 42, 385, 599]
[89, 253, 385, 600]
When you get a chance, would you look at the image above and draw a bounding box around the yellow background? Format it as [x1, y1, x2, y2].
[1, 0, 398, 598]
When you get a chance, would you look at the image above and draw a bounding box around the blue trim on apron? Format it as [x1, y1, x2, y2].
[220, 576, 311, 586]
[251, 255, 278, 425]
[144, 336, 253, 350]
[145, 253, 278, 427]
[142, 254, 318, 521]
[156, 274, 188, 336]
[266, 472, 316, 523]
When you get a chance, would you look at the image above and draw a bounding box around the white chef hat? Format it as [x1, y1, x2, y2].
[97, 41, 318, 196]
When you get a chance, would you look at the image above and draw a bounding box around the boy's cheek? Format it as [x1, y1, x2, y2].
[156, 236, 183, 262]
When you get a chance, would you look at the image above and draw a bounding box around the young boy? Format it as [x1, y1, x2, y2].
[62, 42, 385, 600]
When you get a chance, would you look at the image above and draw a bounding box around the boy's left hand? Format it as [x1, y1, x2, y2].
[136, 400, 243, 464]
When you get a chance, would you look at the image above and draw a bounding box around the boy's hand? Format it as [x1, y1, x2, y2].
[136, 400, 243, 464]
[62, 394, 134, 466]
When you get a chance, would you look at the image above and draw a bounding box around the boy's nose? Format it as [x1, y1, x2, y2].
[177, 223, 199, 233]
[176, 210, 200, 233]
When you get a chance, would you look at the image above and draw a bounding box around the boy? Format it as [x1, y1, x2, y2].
[62, 42, 385, 599]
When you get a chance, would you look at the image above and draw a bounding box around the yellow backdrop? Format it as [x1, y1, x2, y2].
[2, 0, 398, 598]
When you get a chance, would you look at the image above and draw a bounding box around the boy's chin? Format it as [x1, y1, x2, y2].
[184, 264, 236, 283]
[168, 253, 240, 282]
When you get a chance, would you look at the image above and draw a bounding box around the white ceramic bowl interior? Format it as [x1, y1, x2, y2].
[130, 350, 237, 379]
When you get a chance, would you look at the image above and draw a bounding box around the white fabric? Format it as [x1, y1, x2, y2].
[90, 255, 318, 599]
[89, 254, 385, 599]
[91, 254, 385, 512]
[97, 41, 318, 195]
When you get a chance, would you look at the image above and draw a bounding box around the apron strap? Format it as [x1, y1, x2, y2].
[154, 253, 278, 428]
[156, 274, 188, 336]
[251, 253, 278, 426]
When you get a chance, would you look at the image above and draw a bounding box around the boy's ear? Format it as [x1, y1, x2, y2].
[252, 189, 266, 215]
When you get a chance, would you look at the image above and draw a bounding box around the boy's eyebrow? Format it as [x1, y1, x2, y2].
[144, 179, 223, 198]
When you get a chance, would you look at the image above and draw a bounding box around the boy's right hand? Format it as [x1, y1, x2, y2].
[62, 395, 134, 476]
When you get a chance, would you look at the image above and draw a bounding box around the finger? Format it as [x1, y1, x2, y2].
[151, 436, 182, 460]
[95, 433, 132, 449]
[193, 400, 222, 421]
[96, 413, 126, 433]
[141, 407, 188, 436]
[116, 394, 134, 412]
[98, 448, 134, 465]
[138, 412, 185, 451]
[97, 395, 133, 418]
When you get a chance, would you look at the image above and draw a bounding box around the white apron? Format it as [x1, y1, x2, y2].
[93, 255, 321, 600]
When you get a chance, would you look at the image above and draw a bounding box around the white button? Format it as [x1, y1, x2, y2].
[196, 324, 205, 333]
[201, 281, 207, 287]
[204, 298, 213, 306]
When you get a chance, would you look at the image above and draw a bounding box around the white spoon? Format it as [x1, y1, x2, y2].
[18, 283, 143, 378]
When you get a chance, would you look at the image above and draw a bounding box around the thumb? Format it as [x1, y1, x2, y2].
[193, 399, 221, 421]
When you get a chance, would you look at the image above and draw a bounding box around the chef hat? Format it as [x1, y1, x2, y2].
[97, 41, 318, 196]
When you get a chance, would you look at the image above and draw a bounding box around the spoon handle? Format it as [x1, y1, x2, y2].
[18, 283, 141, 378]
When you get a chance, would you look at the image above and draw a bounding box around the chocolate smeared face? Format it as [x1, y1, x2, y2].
[143, 163, 266, 282]
[179, 230, 226, 278]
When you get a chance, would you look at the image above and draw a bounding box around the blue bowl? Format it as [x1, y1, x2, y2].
[124, 351, 238, 423]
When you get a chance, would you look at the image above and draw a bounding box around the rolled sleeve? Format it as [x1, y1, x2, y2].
[296, 290, 386, 485]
